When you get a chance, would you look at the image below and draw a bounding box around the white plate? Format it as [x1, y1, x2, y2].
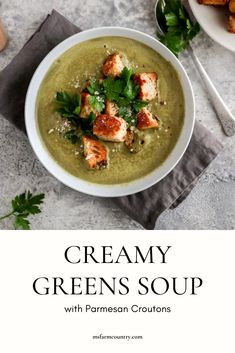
[189, 0, 235, 52]
[25, 27, 195, 197]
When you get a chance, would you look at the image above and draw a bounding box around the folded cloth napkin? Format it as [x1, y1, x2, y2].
[0, 10, 223, 229]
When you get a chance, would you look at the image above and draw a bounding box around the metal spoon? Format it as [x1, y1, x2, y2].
[155, 0, 235, 137]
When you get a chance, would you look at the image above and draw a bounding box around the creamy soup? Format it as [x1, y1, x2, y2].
[37, 37, 184, 184]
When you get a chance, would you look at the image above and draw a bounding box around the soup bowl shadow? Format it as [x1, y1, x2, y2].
[25, 27, 195, 197]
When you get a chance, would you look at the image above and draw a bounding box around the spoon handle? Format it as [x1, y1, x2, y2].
[188, 43, 235, 136]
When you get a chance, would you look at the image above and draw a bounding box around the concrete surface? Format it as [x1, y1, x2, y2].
[0, 0, 234, 230]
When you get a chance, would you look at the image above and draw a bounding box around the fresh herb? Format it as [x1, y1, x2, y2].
[56, 67, 148, 131]
[86, 78, 106, 113]
[116, 96, 130, 107]
[120, 67, 140, 101]
[88, 95, 105, 113]
[87, 77, 103, 95]
[123, 113, 137, 126]
[103, 76, 124, 101]
[0, 191, 45, 230]
[102, 67, 148, 126]
[63, 130, 80, 144]
[80, 112, 97, 135]
[157, 0, 200, 56]
[132, 100, 148, 113]
[118, 106, 136, 126]
[56, 91, 81, 124]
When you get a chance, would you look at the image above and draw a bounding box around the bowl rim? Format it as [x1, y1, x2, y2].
[25, 26, 195, 197]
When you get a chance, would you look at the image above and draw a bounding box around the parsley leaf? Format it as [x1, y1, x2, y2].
[80, 112, 97, 135]
[63, 130, 80, 144]
[157, 0, 200, 56]
[88, 95, 105, 113]
[120, 67, 140, 101]
[117, 96, 131, 107]
[103, 77, 123, 101]
[14, 216, 30, 230]
[123, 80, 140, 101]
[86, 78, 105, 113]
[166, 12, 179, 27]
[159, 32, 188, 56]
[87, 77, 103, 95]
[0, 191, 45, 230]
[124, 114, 137, 126]
[118, 106, 137, 126]
[56, 91, 81, 124]
[12, 191, 44, 215]
[120, 67, 133, 82]
[132, 100, 148, 112]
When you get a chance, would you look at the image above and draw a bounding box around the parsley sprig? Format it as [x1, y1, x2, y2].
[157, 0, 200, 56]
[87, 78, 105, 112]
[55, 67, 149, 132]
[0, 191, 45, 230]
[80, 112, 97, 136]
[56, 91, 81, 124]
[102, 67, 148, 126]
[63, 130, 80, 144]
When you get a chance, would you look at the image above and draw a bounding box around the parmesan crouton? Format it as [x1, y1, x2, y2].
[124, 129, 141, 153]
[229, 0, 235, 12]
[80, 92, 98, 118]
[103, 53, 125, 77]
[133, 72, 158, 101]
[228, 14, 235, 32]
[105, 100, 119, 116]
[83, 136, 108, 169]
[137, 108, 159, 130]
[93, 114, 127, 142]
[198, 0, 228, 4]
[125, 129, 135, 150]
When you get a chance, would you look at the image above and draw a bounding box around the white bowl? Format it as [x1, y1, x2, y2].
[189, 0, 235, 53]
[25, 27, 195, 197]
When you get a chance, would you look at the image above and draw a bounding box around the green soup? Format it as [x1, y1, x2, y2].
[37, 37, 184, 184]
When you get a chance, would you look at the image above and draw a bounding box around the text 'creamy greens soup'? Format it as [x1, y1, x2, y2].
[37, 37, 184, 184]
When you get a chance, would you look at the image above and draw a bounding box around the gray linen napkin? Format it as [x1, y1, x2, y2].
[0, 10, 223, 229]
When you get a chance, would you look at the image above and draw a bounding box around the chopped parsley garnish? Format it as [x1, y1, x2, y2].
[88, 95, 105, 113]
[87, 77, 103, 95]
[63, 130, 80, 144]
[80, 112, 97, 136]
[103, 76, 124, 101]
[120, 67, 140, 101]
[55, 67, 149, 131]
[157, 0, 200, 56]
[87, 78, 106, 112]
[106, 67, 148, 126]
[56, 91, 81, 124]
[0, 191, 45, 230]
[132, 100, 148, 113]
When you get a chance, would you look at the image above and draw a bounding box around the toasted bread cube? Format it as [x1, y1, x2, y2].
[134, 72, 158, 101]
[105, 100, 119, 116]
[83, 136, 108, 169]
[93, 114, 127, 142]
[125, 129, 135, 149]
[103, 53, 125, 77]
[80, 92, 98, 118]
[229, 0, 235, 13]
[124, 129, 139, 153]
[198, 0, 228, 4]
[228, 14, 235, 32]
[137, 108, 159, 130]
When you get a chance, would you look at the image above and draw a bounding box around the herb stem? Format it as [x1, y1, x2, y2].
[0, 211, 14, 221]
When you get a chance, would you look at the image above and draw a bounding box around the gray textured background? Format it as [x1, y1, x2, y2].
[0, 0, 234, 229]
